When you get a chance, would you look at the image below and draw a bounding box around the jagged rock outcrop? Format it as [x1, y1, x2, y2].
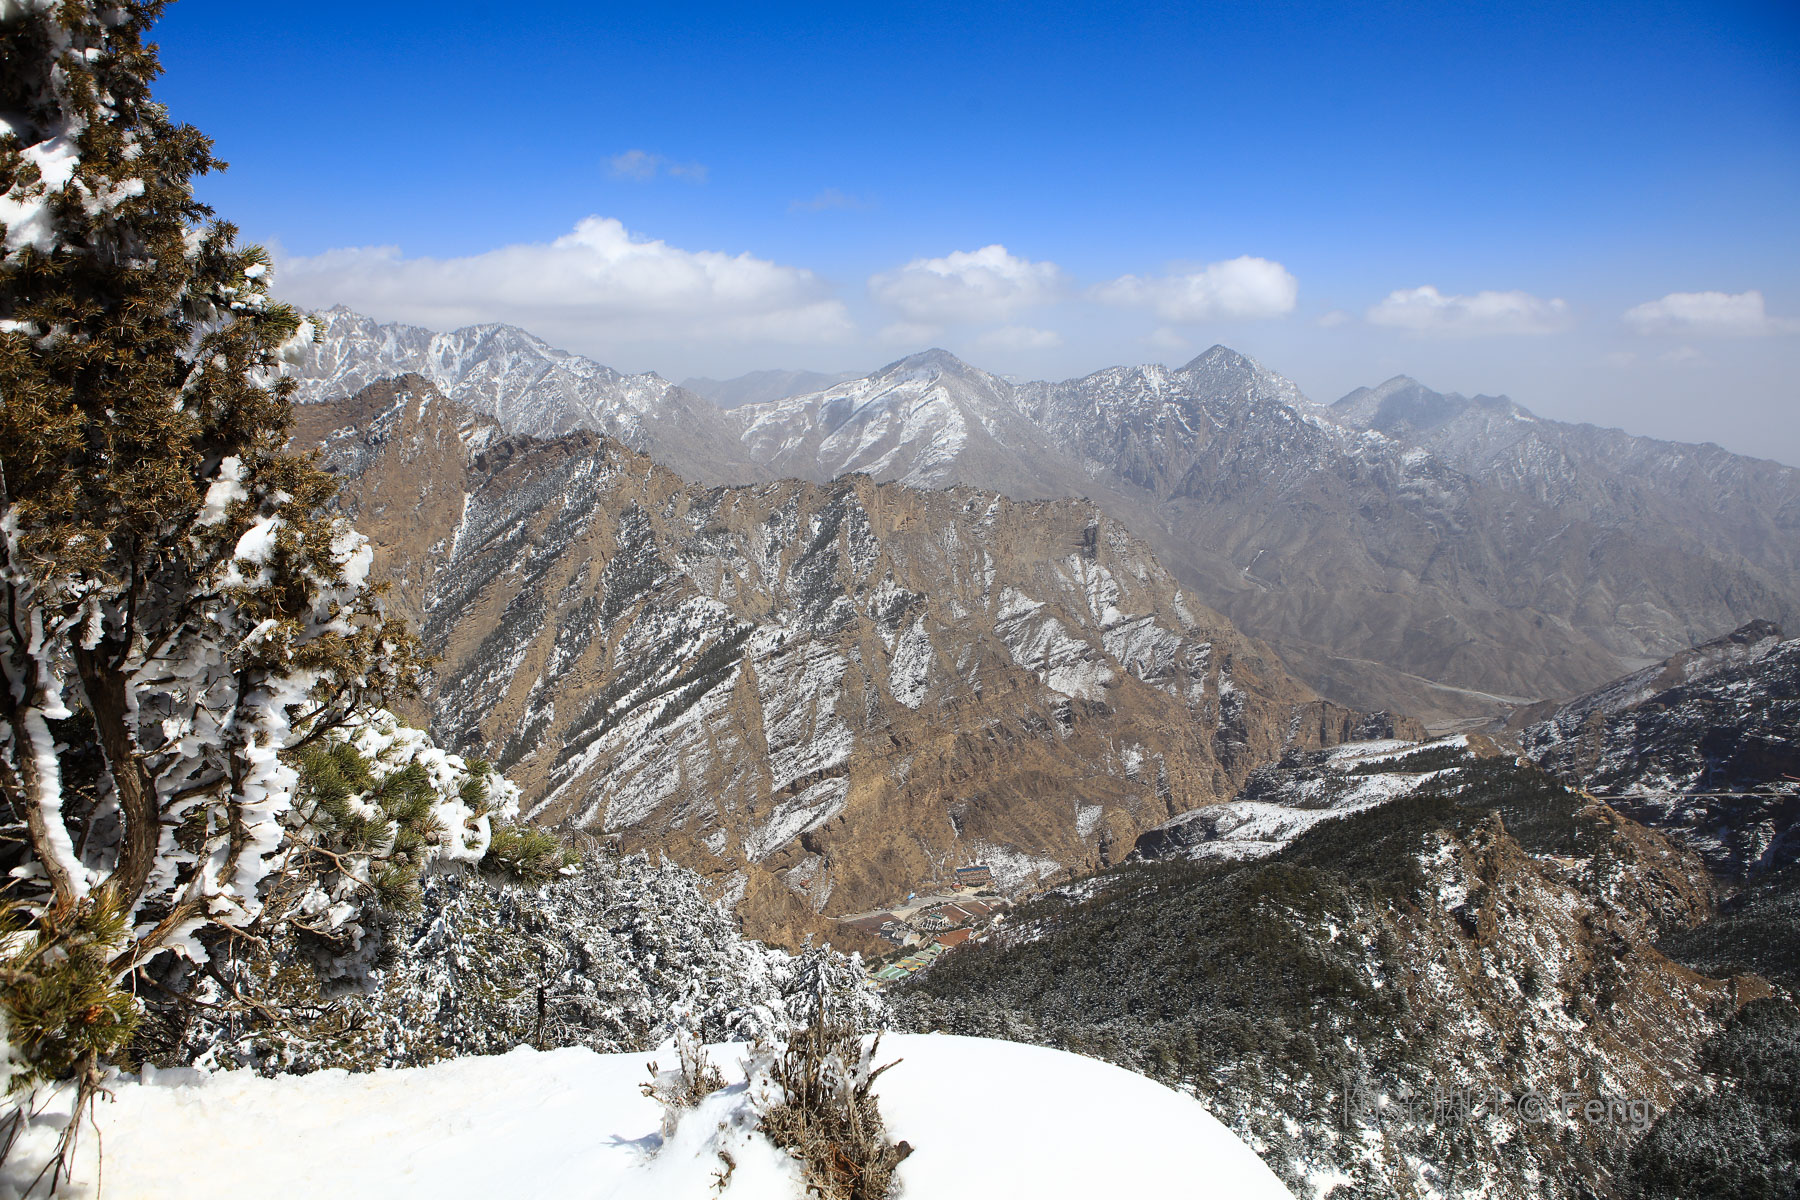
[291, 378, 1371, 946]
[1521, 620, 1800, 878]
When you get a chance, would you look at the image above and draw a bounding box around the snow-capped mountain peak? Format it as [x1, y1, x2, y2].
[1329, 375, 1534, 436]
[873, 346, 995, 381]
[1176, 343, 1253, 373]
[288, 308, 754, 483]
[731, 343, 1074, 494]
[1173, 343, 1312, 408]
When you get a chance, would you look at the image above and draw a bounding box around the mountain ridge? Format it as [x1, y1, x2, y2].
[288, 311, 1800, 727]
[1520, 619, 1800, 878]
[292, 307, 761, 485]
[290, 375, 1403, 947]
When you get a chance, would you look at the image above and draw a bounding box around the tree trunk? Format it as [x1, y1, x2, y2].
[74, 643, 158, 912]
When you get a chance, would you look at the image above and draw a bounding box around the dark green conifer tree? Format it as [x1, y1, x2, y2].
[0, 0, 437, 1093]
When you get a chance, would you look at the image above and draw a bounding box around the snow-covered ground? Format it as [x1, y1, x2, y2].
[5, 1035, 1292, 1199]
[1136, 736, 1471, 863]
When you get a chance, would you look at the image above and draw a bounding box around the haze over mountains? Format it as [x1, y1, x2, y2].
[292, 308, 1800, 728]
[680, 368, 861, 410]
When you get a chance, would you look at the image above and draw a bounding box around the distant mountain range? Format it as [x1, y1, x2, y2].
[290, 375, 1395, 946]
[294, 308, 755, 482]
[290, 308, 1800, 726]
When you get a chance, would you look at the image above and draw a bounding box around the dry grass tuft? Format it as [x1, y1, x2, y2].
[759, 1000, 911, 1200]
[641, 1025, 728, 1133]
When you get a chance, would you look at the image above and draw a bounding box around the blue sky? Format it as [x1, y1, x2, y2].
[154, 0, 1800, 460]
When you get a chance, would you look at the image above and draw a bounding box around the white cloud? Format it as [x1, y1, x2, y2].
[869, 244, 1064, 324]
[790, 187, 872, 213]
[1622, 290, 1796, 337]
[608, 149, 659, 180]
[1094, 256, 1298, 322]
[607, 149, 708, 183]
[1365, 286, 1571, 336]
[977, 325, 1063, 351]
[273, 216, 853, 348]
[1316, 309, 1353, 328]
[1142, 327, 1190, 351]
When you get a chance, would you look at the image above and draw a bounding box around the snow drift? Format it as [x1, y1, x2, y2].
[3, 1034, 1292, 1199]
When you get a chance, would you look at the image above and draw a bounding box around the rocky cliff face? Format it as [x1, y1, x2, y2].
[1521, 620, 1800, 879]
[291, 378, 1381, 946]
[1508, 620, 1800, 1199]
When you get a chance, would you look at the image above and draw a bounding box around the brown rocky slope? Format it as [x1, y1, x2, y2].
[290, 376, 1413, 946]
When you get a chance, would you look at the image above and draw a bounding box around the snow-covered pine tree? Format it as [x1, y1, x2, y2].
[0, 0, 453, 1090]
[158, 842, 884, 1077]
